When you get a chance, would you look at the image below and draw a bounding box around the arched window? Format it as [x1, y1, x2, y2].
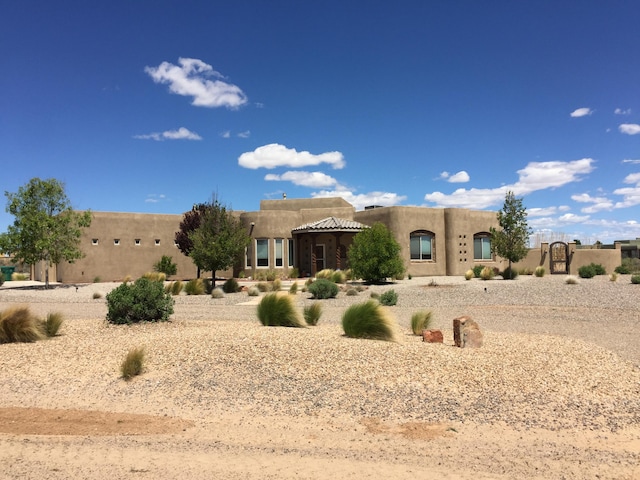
[474, 233, 492, 260]
[410, 230, 434, 261]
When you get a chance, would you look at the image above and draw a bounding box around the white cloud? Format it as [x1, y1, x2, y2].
[448, 171, 470, 183]
[558, 213, 590, 223]
[622, 159, 640, 164]
[528, 206, 570, 217]
[145, 57, 248, 109]
[619, 123, 640, 135]
[612, 173, 640, 209]
[439, 171, 450, 179]
[238, 143, 345, 170]
[571, 193, 614, 213]
[133, 127, 202, 141]
[145, 194, 166, 203]
[265, 171, 338, 188]
[424, 159, 595, 209]
[237, 130, 251, 138]
[615, 108, 631, 115]
[570, 107, 592, 118]
[220, 130, 231, 139]
[311, 186, 407, 211]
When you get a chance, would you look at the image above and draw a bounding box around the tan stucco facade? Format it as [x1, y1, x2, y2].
[51, 197, 621, 283]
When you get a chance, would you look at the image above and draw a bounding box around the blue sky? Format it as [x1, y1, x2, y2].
[2, 1, 639, 244]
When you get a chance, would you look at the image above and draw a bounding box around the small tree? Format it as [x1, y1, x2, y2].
[186, 197, 250, 287]
[0, 178, 92, 288]
[153, 255, 177, 278]
[490, 191, 531, 277]
[348, 222, 404, 283]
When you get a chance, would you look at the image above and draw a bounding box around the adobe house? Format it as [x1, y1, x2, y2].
[47, 197, 620, 283]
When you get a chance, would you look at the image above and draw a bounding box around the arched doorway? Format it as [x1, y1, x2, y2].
[550, 242, 569, 274]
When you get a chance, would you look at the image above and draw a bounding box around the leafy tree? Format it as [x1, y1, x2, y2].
[0, 178, 91, 288]
[490, 191, 532, 277]
[348, 222, 404, 283]
[153, 255, 177, 278]
[184, 197, 250, 286]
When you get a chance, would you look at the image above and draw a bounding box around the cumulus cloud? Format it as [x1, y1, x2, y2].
[311, 186, 407, 211]
[612, 173, 640, 209]
[145, 57, 248, 109]
[238, 143, 345, 170]
[571, 193, 614, 213]
[424, 159, 595, 209]
[619, 124, 640, 135]
[528, 206, 570, 217]
[440, 171, 470, 183]
[570, 107, 593, 118]
[615, 108, 631, 115]
[264, 171, 338, 188]
[133, 127, 202, 141]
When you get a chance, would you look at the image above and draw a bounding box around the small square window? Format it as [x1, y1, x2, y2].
[114, 239, 120, 246]
[92, 239, 99, 245]
[174, 242, 179, 247]
[135, 239, 141, 246]
[155, 239, 161, 246]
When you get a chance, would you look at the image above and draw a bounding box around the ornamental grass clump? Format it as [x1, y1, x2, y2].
[40, 312, 64, 337]
[464, 269, 474, 280]
[120, 346, 146, 380]
[631, 274, 640, 285]
[331, 270, 346, 284]
[170, 280, 183, 295]
[106, 277, 174, 324]
[184, 279, 205, 295]
[0, 306, 44, 343]
[534, 266, 545, 277]
[480, 266, 495, 280]
[289, 282, 298, 295]
[308, 278, 339, 299]
[257, 293, 305, 327]
[211, 287, 225, 299]
[342, 300, 398, 342]
[411, 310, 433, 335]
[502, 266, 518, 280]
[247, 286, 260, 296]
[303, 302, 322, 326]
[566, 276, 580, 285]
[142, 271, 166, 282]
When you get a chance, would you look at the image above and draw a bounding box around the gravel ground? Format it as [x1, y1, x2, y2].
[1, 274, 639, 479]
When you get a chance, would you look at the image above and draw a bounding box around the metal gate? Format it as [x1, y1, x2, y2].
[550, 242, 568, 274]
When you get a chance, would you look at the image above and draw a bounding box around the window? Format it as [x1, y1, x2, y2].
[288, 239, 294, 267]
[245, 242, 252, 268]
[410, 231, 434, 260]
[135, 239, 141, 246]
[474, 234, 492, 260]
[92, 239, 99, 245]
[155, 239, 161, 246]
[275, 239, 283, 267]
[114, 239, 120, 246]
[256, 239, 269, 267]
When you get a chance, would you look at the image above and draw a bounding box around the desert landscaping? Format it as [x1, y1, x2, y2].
[0, 274, 639, 479]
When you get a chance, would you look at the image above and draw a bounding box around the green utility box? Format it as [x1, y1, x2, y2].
[1, 266, 15, 281]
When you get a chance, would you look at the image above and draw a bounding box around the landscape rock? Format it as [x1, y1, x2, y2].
[453, 316, 483, 348]
[422, 329, 443, 343]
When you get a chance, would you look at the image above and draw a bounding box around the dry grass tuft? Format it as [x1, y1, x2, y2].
[0, 306, 44, 343]
[121, 346, 146, 380]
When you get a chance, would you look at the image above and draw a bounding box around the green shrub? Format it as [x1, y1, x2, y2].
[289, 282, 298, 295]
[222, 278, 240, 293]
[202, 278, 214, 294]
[303, 302, 322, 326]
[257, 293, 305, 327]
[342, 300, 398, 342]
[394, 272, 405, 280]
[411, 310, 433, 335]
[472, 265, 484, 278]
[12, 272, 28, 281]
[464, 269, 474, 280]
[247, 286, 260, 296]
[518, 267, 534, 275]
[578, 264, 596, 279]
[93, 276, 101, 283]
[184, 279, 205, 295]
[502, 267, 518, 280]
[631, 275, 640, 284]
[480, 266, 494, 280]
[0, 306, 44, 343]
[379, 289, 398, 306]
[211, 287, 225, 298]
[106, 277, 174, 324]
[591, 263, 606, 275]
[289, 267, 300, 279]
[346, 288, 358, 296]
[121, 346, 145, 380]
[615, 258, 640, 274]
[534, 266, 545, 277]
[41, 312, 64, 337]
[331, 270, 346, 284]
[308, 278, 339, 299]
[92, 292, 103, 299]
[255, 271, 267, 281]
[153, 255, 177, 278]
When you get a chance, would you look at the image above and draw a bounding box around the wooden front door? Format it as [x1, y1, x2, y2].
[550, 242, 568, 274]
[314, 244, 325, 272]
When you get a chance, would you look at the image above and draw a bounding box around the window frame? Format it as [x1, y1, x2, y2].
[473, 233, 493, 260]
[410, 230, 435, 261]
[275, 238, 284, 267]
[256, 238, 269, 268]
